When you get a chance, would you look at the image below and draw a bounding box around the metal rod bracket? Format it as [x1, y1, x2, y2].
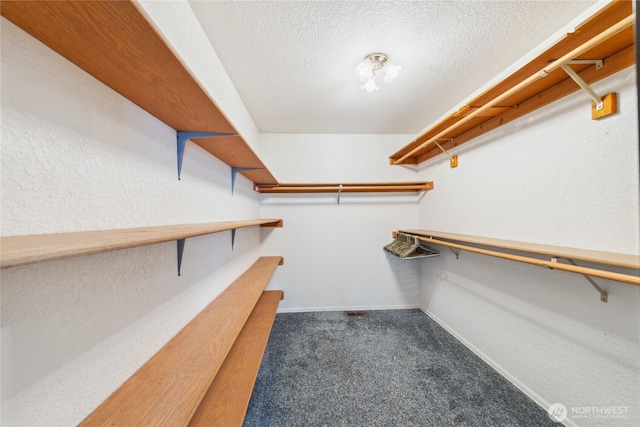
[559, 61, 617, 119]
[337, 184, 343, 204]
[432, 139, 458, 168]
[448, 246, 459, 259]
[564, 258, 608, 303]
[566, 59, 603, 70]
[560, 63, 604, 110]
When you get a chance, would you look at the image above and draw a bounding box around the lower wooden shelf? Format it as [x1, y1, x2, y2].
[79, 256, 284, 427]
[189, 290, 283, 426]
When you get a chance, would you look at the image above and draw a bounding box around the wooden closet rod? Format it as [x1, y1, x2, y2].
[394, 13, 635, 165]
[419, 236, 640, 286]
[256, 183, 433, 193]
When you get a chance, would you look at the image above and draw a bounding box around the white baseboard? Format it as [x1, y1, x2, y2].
[277, 304, 420, 314]
[418, 307, 579, 427]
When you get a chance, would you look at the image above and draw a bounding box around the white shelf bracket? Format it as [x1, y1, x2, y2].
[432, 139, 458, 168]
[560, 60, 604, 110]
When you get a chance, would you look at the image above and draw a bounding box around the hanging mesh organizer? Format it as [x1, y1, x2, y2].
[384, 232, 439, 259]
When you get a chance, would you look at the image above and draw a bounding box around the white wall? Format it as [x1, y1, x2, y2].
[2, 1, 638, 426]
[260, 200, 421, 312]
[0, 18, 272, 426]
[137, 0, 262, 152]
[417, 66, 639, 427]
[258, 133, 418, 182]
[258, 133, 423, 311]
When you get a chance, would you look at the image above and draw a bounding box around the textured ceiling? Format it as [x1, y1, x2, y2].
[189, 1, 597, 134]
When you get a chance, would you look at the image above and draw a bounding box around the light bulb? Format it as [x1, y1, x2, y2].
[355, 61, 373, 82]
[383, 63, 401, 83]
[361, 77, 379, 92]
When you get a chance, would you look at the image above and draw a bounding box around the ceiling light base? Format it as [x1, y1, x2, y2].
[364, 53, 388, 71]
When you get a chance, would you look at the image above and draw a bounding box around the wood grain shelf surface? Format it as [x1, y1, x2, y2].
[189, 290, 283, 427]
[256, 182, 434, 193]
[0, 0, 277, 185]
[390, 1, 635, 165]
[79, 256, 284, 427]
[1, 219, 283, 269]
[400, 229, 640, 270]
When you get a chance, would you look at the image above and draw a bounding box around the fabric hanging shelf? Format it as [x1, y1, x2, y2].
[384, 232, 440, 260]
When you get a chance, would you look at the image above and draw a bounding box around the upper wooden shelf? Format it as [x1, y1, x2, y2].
[399, 229, 640, 270]
[0, 0, 277, 185]
[255, 182, 434, 193]
[390, 1, 635, 165]
[0, 219, 283, 269]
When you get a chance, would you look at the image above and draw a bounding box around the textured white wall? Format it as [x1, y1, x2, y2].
[258, 133, 417, 183]
[258, 133, 423, 311]
[137, 0, 262, 151]
[0, 18, 270, 426]
[417, 66, 639, 427]
[260, 201, 421, 312]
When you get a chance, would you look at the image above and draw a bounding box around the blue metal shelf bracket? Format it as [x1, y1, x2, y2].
[231, 167, 263, 194]
[177, 238, 186, 276]
[177, 131, 237, 180]
[231, 228, 237, 251]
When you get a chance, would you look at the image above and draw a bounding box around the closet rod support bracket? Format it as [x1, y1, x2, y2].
[559, 61, 616, 119]
[448, 246, 459, 259]
[560, 63, 603, 110]
[564, 258, 608, 303]
[432, 139, 458, 168]
[566, 59, 603, 70]
[177, 131, 237, 180]
[337, 184, 343, 205]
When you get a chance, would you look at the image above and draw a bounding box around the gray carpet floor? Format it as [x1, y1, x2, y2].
[244, 309, 554, 426]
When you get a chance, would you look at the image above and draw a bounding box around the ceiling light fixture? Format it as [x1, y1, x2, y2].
[355, 53, 401, 92]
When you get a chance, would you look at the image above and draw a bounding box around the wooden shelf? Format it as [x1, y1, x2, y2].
[400, 229, 639, 269]
[255, 182, 434, 194]
[79, 256, 284, 427]
[390, 1, 635, 165]
[0, 0, 277, 185]
[0, 219, 283, 269]
[190, 290, 283, 426]
[399, 229, 640, 287]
